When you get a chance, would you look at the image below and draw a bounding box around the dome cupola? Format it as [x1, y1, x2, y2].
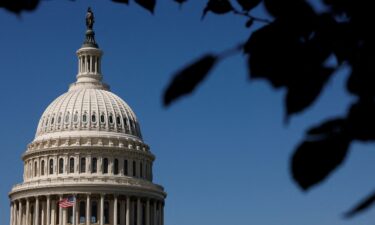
[34, 7, 142, 142]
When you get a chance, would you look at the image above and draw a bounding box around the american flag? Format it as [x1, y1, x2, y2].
[59, 196, 75, 208]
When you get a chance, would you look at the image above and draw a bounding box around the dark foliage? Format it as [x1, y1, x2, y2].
[3, 0, 375, 219]
[164, 55, 218, 106]
[237, 0, 261, 12]
[112, 0, 129, 5]
[0, 0, 39, 14]
[202, 0, 233, 19]
[134, 0, 156, 13]
[292, 118, 350, 190]
[344, 190, 375, 218]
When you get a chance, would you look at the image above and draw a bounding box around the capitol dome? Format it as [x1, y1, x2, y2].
[35, 88, 143, 141]
[9, 8, 166, 225]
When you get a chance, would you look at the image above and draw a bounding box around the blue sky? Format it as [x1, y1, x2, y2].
[1, 1, 375, 225]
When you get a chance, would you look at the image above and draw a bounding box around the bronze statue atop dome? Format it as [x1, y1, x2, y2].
[86, 7, 94, 30]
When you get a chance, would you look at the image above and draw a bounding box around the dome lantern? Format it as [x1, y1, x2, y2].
[70, 7, 109, 91]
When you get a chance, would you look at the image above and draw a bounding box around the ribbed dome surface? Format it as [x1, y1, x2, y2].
[35, 88, 142, 141]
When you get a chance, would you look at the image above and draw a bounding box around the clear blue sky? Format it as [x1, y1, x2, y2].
[1, 1, 375, 225]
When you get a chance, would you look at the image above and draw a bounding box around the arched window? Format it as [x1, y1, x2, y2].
[124, 160, 128, 175]
[114, 159, 119, 175]
[69, 158, 75, 173]
[129, 120, 133, 134]
[100, 114, 105, 123]
[103, 158, 108, 174]
[140, 162, 143, 178]
[109, 115, 114, 124]
[59, 158, 64, 174]
[49, 159, 54, 174]
[92, 113, 96, 123]
[65, 112, 70, 123]
[51, 117, 54, 125]
[82, 56, 86, 72]
[80, 157, 86, 173]
[34, 161, 38, 177]
[116, 116, 121, 125]
[41, 160, 45, 176]
[88, 57, 91, 72]
[79, 201, 86, 223]
[82, 113, 87, 123]
[133, 161, 136, 177]
[92, 158, 97, 173]
[58, 115, 62, 124]
[73, 112, 78, 123]
[91, 201, 98, 223]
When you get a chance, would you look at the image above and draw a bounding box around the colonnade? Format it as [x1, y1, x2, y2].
[10, 194, 164, 225]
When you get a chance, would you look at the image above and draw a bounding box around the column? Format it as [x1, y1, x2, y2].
[35, 197, 40, 225]
[119, 160, 124, 176]
[72, 195, 77, 225]
[51, 200, 56, 225]
[86, 195, 91, 225]
[125, 197, 130, 225]
[120, 200, 125, 225]
[10, 202, 14, 225]
[100, 194, 104, 225]
[137, 199, 141, 225]
[75, 155, 80, 175]
[10, 202, 17, 225]
[153, 201, 156, 225]
[41, 201, 46, 225]
[25, 199, 29, 225]
[87, 155, 91, 174]
[113, 196, 118, 225]
[158, 202, 161, 225]
[46, 196, 50, 225]
[161, 203, 163, 225]
[18, 201, 23, 225]
[59, 196, 63, 225]
[62, 208, 67, 225]
[146, 200, 150, 225]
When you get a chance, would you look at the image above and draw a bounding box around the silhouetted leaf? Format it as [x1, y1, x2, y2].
[291, 133, 350, 190]
[202, 0, 233, 19]
[135, 0, 156, 13]
[264, 0, 315, 19]
[164, 54, 218, 106]
[245, 21, 299, 88]
[285, 67, 334, 118]
[344, 190, 375, 218]
[307, 118, 346, 137]
[347, 44, 375, 98]
[112, 0, 129, 4]
[347, 100, 375, 141]
[237, 0, 261, 12]
[245, 18, 254, 28]
[174, 0, 187, 4]
[0, 0, 39, 14]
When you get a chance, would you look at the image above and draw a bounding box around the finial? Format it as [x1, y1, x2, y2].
[86, 7, 94, 30]
[82, 7, 98, 48]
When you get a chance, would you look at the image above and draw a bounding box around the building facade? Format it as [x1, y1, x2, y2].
[8, 9, 166, 225]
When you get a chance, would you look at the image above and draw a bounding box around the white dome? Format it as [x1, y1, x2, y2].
[35, 88, 142, 141]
